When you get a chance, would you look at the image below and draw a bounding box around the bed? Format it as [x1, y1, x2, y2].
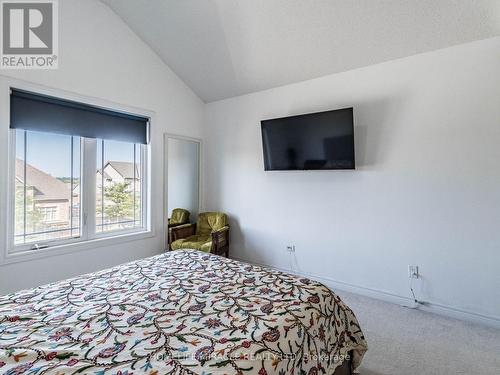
[0, 250, 367, 374]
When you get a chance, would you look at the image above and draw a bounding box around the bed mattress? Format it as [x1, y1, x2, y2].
[0, 250, 367, 374]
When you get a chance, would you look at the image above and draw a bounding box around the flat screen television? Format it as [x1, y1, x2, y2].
[261, 107, 355, 171]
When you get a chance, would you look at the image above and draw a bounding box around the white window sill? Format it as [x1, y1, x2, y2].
[1, 229, 155, 266]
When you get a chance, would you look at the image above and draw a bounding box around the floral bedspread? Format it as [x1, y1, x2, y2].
[0, 250, 367, 375]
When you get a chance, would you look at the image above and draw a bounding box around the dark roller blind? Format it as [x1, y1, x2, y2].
[10, 89, 149, 144]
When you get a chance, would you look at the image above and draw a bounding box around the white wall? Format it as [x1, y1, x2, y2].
[1, 0, 498, 328]
[0, 0, 204, 294]
[203, 37, 500, 326]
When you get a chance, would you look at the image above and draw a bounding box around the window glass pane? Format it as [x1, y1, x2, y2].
[14, 130, 81, 245]
[96, 139, 143, 233]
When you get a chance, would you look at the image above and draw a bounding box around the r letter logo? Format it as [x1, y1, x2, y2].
[1, 0, 58, 69]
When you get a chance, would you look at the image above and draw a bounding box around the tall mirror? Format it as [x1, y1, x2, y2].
[164, 134, 201, 249]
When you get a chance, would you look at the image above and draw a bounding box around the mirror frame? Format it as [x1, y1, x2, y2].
[163, 133, 203, 250]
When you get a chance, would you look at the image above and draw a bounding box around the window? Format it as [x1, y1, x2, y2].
[14, 130, 81, 245]
[96, 139, 143, 233]
[9, 89, 150, 253]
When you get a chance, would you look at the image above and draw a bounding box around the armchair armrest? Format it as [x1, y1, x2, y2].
[168, 222, 185, 229]
[170, 223, 196, 242]
[211, 225, 229, 257]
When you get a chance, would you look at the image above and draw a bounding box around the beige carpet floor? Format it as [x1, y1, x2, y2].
[336, 291, 500, 375]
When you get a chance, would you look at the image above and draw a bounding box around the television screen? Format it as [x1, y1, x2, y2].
[261, 107, 355, 171]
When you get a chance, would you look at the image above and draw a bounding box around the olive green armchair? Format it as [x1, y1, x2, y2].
[167, 208, 190, 246]
[170, 212, 229, 257]
[168, 208, 190, 228]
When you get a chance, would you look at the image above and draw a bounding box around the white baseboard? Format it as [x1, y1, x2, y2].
[232, 256, 500, 330]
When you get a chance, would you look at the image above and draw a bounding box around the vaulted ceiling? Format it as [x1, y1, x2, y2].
[102, 0, 500, 102]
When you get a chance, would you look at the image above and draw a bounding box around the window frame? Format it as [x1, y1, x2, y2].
[2, 80, 154, 262]
[10, 131, 85, 251]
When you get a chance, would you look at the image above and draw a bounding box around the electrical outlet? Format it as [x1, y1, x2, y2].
[286, 245, 296, 253]
[408, 265, 419, 279]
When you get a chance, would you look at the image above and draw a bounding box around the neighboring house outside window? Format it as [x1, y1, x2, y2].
[14, 157, 142, 243]
[39, 206, 57, 222]
[96, 157, 142, 233]
[14, 156, 76, 244]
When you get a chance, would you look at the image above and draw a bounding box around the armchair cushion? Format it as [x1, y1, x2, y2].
[170, 208, 190, 225]
[170, 234, 212, 252]
[170, 212, 230, 256]
[196, 212, 227, 236]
